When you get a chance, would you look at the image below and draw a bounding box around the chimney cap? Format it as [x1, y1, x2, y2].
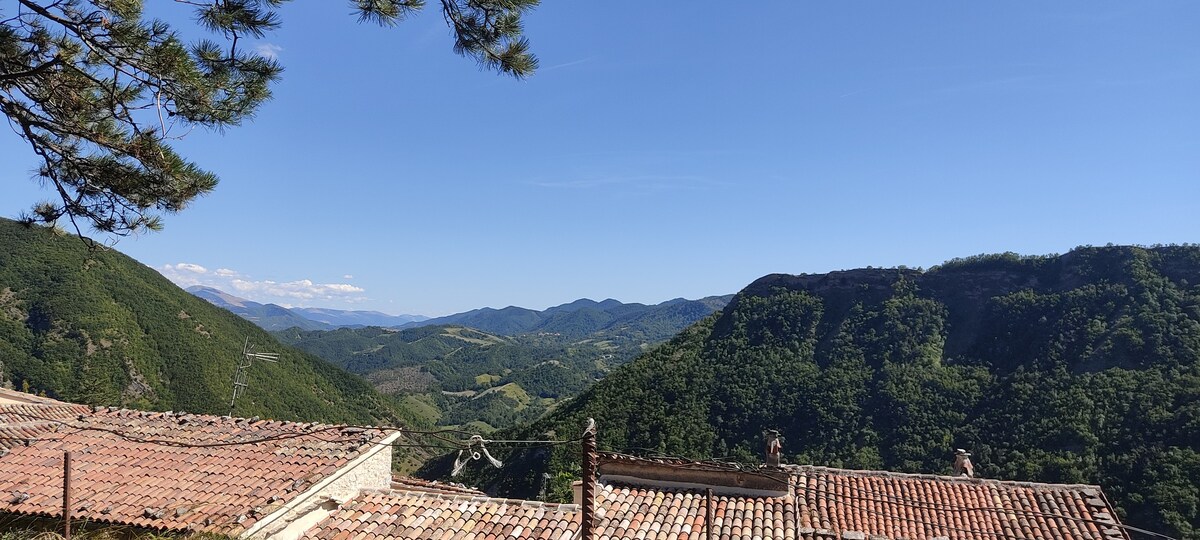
[955, 449, 971, 456]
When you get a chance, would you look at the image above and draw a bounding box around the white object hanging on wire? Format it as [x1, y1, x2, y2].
[452, 435, 503, 476]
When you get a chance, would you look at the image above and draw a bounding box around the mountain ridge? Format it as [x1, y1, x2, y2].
[398, 294, 735, 339]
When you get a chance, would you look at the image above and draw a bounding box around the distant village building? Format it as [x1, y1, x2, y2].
[0, 391, 1132, 540]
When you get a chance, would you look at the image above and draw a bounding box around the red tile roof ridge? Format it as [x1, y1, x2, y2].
[82, 406, 389, 435]
[599, 451, 747, 470]
[390, 475, 487, 496]
[364, 488, 582, 512]
[785, 464, 1106, 492]
[0, 388, 77, 406]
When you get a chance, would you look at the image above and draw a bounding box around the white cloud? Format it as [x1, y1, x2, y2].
[228, 278, 364, 300]
[343, 274, 354, 279]
[254, 43, 283, 60]
[165, 263, 208, 274]
[157, 263, 366, 305]
[157, 263, 209, 288]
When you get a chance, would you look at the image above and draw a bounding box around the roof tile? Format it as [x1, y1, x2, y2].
[0, 405, 387, 534]
[303, 490, 581, 540]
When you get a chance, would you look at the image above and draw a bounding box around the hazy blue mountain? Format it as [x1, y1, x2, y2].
[186, 286, 331, 331]
[187, 287, 428, 331]
[290, 307, 428, 328]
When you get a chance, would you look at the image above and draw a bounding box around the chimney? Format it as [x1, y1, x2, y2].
[571, 480, 583, 505]
[953, 449, 974, 477]
[764, 430, 782, 468]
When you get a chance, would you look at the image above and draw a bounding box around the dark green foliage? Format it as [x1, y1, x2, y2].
[2, 0, 538, 236]
[463, 246, 1200, 538]
[0, 219, 412, 425]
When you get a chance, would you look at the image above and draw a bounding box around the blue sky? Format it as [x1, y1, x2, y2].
[2, 2, 1198, 316]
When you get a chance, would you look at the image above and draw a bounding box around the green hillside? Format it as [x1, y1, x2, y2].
[457, 246, 1200, 539]
[274, 325, 616, 432]
[0, 219, 409, 425]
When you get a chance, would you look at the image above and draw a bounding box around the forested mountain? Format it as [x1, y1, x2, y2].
[399, 295, 734, 340]
[456, 247, 1200, 539]
[0, 219, 411, 425]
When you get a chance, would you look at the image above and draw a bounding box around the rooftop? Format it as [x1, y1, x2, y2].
[0, 389, 89, 451]
[591, 453, 1129, 540]
[0, 405, 391, 534]
[301, 488, 581, 540]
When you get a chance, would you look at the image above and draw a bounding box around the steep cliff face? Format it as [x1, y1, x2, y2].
[462, 246, 1200, 538]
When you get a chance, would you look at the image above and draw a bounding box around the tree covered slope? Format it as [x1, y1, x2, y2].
[0, 219, 408, 425]
[465, 246, 1200, 538]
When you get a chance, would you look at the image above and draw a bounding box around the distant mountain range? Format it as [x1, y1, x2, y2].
[274, 292, 734, 434]
[398, 295, 734, 341]
[185, 286, 428, 331]
[187, 285, 732, 342]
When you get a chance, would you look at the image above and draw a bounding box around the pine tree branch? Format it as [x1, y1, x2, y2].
[0, 57, 63, 81]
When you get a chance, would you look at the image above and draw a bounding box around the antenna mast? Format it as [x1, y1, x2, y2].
[229, 338, 279, 416]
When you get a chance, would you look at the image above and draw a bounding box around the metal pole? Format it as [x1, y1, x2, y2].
[62, 451, 72, 540]
[581, 419, 597, 540]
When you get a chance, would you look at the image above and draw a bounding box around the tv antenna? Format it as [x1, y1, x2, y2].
[229, 338, 279, 416]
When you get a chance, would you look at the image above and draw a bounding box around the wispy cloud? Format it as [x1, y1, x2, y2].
[157, 262, 365, 305]
[254, 43, 283, 60]
[343, 274, 354, 279]
[530, 174, 726, 191]
[541, 56, 596, 72]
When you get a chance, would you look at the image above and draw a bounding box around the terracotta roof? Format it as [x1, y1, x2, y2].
[391, 475, 488, 496]
[0, 392, 90, 451]
[790, 466, 1125, 540]
[591, 454, 1130, 540]
[301, 488, 581, 540]
[0, 406, 388, 534]
[595, 482, 794, 540]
